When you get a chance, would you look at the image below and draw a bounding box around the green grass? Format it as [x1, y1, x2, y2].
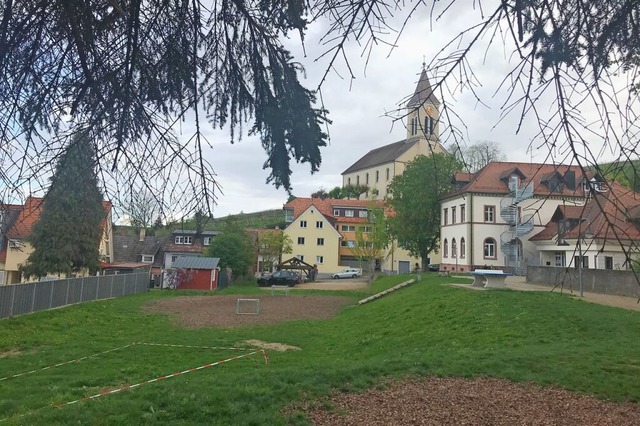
[1, 274, 640, 424]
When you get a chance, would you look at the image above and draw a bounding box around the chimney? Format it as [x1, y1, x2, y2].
[139, 228, 146, 242]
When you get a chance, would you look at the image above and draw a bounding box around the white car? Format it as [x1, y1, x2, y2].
[332, 268, 362, 279]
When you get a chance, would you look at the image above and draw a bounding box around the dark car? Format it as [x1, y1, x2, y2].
[257, 270, 302, 287]
[428, 264, 440, 272]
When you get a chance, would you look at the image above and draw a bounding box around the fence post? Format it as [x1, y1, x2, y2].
[49, 280, 55, 310]
[80, 277, 84, 302]
[31, 282, 37, 314]
[9, 285, 16, 317]
[110, 274, 113, 298]
[95, 276, 99, 300]
[65, 279, 70, 305]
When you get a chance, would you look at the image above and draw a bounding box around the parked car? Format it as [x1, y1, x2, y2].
[332, 268, 362, 279]
[257, 270, 302, 287]
[428, 264, 440, 272]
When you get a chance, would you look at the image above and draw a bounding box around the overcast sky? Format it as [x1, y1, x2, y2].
[184, 2, 627, 219]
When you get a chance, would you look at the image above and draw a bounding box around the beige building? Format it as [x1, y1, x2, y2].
[439, 162, 587, 274]
[341, 66, 447, 200]
[0, 197, 114, 284]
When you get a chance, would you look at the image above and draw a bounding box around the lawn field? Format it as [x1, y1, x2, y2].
[1, 274, 640, 424]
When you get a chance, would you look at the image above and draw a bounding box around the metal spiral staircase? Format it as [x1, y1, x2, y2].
[500, 179, 534, 275]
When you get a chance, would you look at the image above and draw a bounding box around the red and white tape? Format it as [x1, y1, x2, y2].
[61, 350, 268, 406]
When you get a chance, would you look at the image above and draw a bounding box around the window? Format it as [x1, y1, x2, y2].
[443, 208, 448, 225]
[366, 173, 369, 184]
[316, 256, 324, 264]
[142, 255, 154, 263]
[174, 236, 192, 244]
[484, 206, 495, 222]
[297, 237, 305, 245]
[341, 225, 356, 232]
[411, 116, 418, 135]
[300, 220, 307, 228]
[443, 239, 448, 258]
[605, 256, 613, 270]
[555, 252, 566, 267]
[451, 238, 457, 258]
[203, 237, 212, 246]
[348, 178, 351, 186]
[345, 210, 354, 217]
[429, 116, 435, 135]
[460, 205, 465, 223]
[376, 170, 379, 183]
[297, 255, 304, 262]
[341, 240, 356, 247]
[317, 238, 324, 246]
[357, 175, 360, 185]
[460, 238, 466, 258]
[171, 255, 179, 262]
[483, 238, 497, 259]
[316, 221, 323, 228]
[334, 209, 340, 216]
[285, 208, 294, 223]
[574, 256, 589, 268]
[451, 206, 457, 224]
[386, 168, 390, 180]
[359, 210, 368, 218]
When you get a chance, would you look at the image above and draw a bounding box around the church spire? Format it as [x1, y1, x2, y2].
[406, 67, 440, 108]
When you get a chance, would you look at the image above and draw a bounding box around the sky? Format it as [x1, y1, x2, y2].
[166, 2, 629, 219]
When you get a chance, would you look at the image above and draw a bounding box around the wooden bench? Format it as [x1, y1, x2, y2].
[470, 269, 512, 289]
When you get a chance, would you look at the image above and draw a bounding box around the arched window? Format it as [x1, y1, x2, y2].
[366, 173, 369, 184]
[483, 238, 497, 259]
[451, 238, 457, 258]
[460, 238, 466, 258]
[356, 175, 360, 185]
[375, 170, 379, 182]
[443, 239, 448, 258]
[386, 168, 390, 180]
[348, 177, 351, 186]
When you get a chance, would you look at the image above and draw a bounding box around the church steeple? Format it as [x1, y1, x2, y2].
[406, 65, 440, 141]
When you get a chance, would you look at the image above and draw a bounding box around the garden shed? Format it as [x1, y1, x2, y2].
[170, 257, 220, 290]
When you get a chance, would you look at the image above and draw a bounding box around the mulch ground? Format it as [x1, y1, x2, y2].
[144, 294, 640, 425]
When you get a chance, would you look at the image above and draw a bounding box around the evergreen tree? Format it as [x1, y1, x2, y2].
[21, 133, 105, 278]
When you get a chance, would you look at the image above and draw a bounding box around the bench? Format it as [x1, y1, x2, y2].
[470, 269, 512, 289]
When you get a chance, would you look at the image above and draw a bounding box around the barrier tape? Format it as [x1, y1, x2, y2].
[60, 350, 268, 406]
[135, 342, 248, 351]
[0, 343, 134, 382]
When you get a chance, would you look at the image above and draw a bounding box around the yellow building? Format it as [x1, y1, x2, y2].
[0, 197, 114, 284]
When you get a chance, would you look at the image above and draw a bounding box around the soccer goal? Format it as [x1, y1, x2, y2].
[236, 298, 260, 315]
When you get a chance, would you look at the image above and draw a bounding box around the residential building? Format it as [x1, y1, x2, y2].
[0, 196, 114, 284]
[439, 162, 587, 274]
[283, 197, 422, 274]
[110, 228, 167, 282]
[530, 179, 640, 270]
[341, 65, 447, 200]
[162, 229, 218, 270]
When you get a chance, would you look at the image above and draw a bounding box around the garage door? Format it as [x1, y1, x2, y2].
[398, 261, 410, 274]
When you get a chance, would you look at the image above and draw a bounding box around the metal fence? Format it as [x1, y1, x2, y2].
[0, 272, 150, 319]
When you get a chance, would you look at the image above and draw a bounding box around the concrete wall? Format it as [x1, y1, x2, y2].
[527, 266, 640, 297]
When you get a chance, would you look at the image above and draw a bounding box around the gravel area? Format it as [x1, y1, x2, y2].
[143, 294, 353, 328]
[301, 376, 640, 425]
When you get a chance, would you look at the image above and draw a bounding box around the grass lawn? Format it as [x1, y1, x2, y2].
[1, 273, 640, 424]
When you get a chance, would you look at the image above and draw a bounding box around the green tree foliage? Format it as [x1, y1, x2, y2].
[386, 153, 462, 269]
[351, 205, 390, 272]
[206, 219, 254, 279]
[316, 185, 369, 199]
[21, 134, 106, 278]
[258, 230, 293, 271]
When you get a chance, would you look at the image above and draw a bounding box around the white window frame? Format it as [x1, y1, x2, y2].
[484, 238, 496, 259]
[175, 236, 184, 244]
[359, 210, 368, 218]
[316, 221, 323, 229]
[203, 237, 212, 246]
[317, 238, 324, 246]
[297, 237, 305, 245]
[300, 220, 307, 228]
[334, 209, 340, 216]
[142, 255, 154, 263]
[316, 256, 324, 264]
[345, 210, 354, 217]
[484, 206, 495, 223]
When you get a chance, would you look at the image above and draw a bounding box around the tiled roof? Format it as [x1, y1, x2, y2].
[6, 197, 112, 239]
[112, 234, 167, 263]
[342, 138, 420, 174]
[446, 162, 586, 198]
[407, 68, 440, 107]
[530, 181, 640, 242]
[283, 197, 385, 223]
[172, 256, 220, 270]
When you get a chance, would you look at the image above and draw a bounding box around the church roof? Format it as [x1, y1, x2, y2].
[407, 68, 440, 108]
[342, 137, 420, 175]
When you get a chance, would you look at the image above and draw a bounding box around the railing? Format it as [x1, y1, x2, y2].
[0, 272, 149, 319]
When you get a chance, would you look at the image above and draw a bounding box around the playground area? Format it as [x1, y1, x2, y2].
[144, 295, 354, 328]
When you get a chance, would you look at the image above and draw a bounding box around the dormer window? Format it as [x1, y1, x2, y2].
[142, 255, 154, 263]
[175, 236, 192, 245]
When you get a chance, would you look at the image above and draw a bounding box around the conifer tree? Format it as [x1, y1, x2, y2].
[21, 133, 106, 278]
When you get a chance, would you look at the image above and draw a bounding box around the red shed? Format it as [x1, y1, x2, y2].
[170, 257, 220, 290]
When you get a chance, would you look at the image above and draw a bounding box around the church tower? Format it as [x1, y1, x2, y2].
[406, 65, 440, 143]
